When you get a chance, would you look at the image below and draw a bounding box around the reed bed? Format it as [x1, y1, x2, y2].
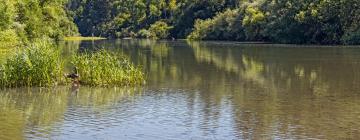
[72, 50, 145, 86]
[0, 42, 64, 87]
[0, 42, 145, 88]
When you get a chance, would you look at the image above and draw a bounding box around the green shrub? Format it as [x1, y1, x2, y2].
[242, 6, 265, 40]
[187, 19, 211, 40]
[115, 28, 136, 38]
[188, 9, 246, 41]
[148, 21, 173, 39]
[342, 29, 360, 45]
[137, 29, 152, 38]
[0, 29, 20, 48]
[72, 50, 145, 86]
[0, 42, 64, 87]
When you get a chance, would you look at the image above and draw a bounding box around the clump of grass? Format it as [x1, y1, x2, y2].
[0, 42, 64, 87]
[72, 50, 145, 86]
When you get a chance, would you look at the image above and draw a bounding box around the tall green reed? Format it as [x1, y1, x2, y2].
[0, 41, 145, 88]
[72, 50, 145, 86]
[0, 41, 64, 87]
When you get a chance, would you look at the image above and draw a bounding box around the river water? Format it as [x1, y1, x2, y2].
[1, 40, 360, 140]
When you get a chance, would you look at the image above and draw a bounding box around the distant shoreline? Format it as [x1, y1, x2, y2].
[61, 37, 360, 46]
[63, 36, 107, 41]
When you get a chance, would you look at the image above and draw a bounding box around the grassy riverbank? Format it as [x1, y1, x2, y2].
[0, 42, 64, 87]
[0, 42, 144, 88]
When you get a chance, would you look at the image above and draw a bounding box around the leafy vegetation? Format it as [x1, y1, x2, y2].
[148, 21, 173, 39]
[0, 42, 145, 87]
[72, 50, 145, 86]
[0, 0, 149, 88]
[66, 0, 239, 39]
[189, 0, 360, 44]
[0, 0, 78, 48]
[66, 0, 360, 44]
[188, 9, 245, 41]
[0, 0, 359, 44]
[0, 42, 64, 87]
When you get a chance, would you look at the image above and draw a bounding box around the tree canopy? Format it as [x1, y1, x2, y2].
[1, 0, 359, 45]
[0, 0, 78, 47]
[189, 0, 360, 44]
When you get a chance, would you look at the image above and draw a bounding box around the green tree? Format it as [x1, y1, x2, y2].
[149, 21, 173, 39]
[1, 0, 77, 47]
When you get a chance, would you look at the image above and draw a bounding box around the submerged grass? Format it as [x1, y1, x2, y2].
[0, 42, 64, 88]
[72, 50, 145, 87]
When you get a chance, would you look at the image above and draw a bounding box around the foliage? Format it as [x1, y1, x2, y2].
[0, 0, 78, 48]
[342, 29, 360, 45]
[0, 42, 64, 87]
[148, 21, 173, 39]
[72, 50, 145, 86]
[0, 43, 145, 88]
[67, 0, 240, 39]
[0, 29, 20, 48]
[170, 0, 239, 38]
[137, 29, 152, 39]
[1, 0, 359, 44]
[188, 9, 245, 41]
[242, 4, 265, 40]
[188, 0, 360, 44]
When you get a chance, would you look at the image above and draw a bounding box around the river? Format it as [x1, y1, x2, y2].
[0, 40, 359, 139]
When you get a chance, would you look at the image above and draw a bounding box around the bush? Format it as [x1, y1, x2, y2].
[342, 29, 360, 45]
[148, 21, 173, 39]
[188, 9, 246, 41]
[0, 29, 20, 48]
[137, 29, 152, 38]
[115, 28, 136, 38]
[72, 50, 145, 86]
[0, 42, 64, 87]
[187, 19, 211, 40]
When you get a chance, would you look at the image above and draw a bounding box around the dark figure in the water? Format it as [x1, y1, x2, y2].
[65, 67, 80, 87]
[66, 73, 80, 80]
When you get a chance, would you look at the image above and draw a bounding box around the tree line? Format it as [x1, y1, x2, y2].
[0, 0, 78, 47]
[66, 0, 238, 39]
[67, 0, 360, 44]
[189, 0, 360, 44]
[1, 0, 359, 45]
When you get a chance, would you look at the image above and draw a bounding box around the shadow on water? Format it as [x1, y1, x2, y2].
[1, 39, 359, 139]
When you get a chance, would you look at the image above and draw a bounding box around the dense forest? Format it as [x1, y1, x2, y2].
[0, 0, 78, 47]
[66, 0, 360, 44]
[1, 0, 359, 45]
[66, 0, 239, 39]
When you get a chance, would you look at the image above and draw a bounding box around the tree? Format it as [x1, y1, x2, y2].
[149, 21, 173, 39]
[1, 0, 78, 47]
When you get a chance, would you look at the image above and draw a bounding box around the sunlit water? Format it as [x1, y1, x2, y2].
[1, 40, 360, 140]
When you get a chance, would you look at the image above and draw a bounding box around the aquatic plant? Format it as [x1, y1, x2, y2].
[72, 50, 145, 86]
[0, 42, 64, 87]
[0, 41, 145, 87]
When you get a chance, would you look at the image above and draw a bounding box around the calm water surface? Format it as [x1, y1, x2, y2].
[1, 40, 360, 140]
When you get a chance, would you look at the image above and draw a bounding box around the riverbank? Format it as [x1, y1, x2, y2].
[0, 41, 144, 88]
[63, 36, 107, 41]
